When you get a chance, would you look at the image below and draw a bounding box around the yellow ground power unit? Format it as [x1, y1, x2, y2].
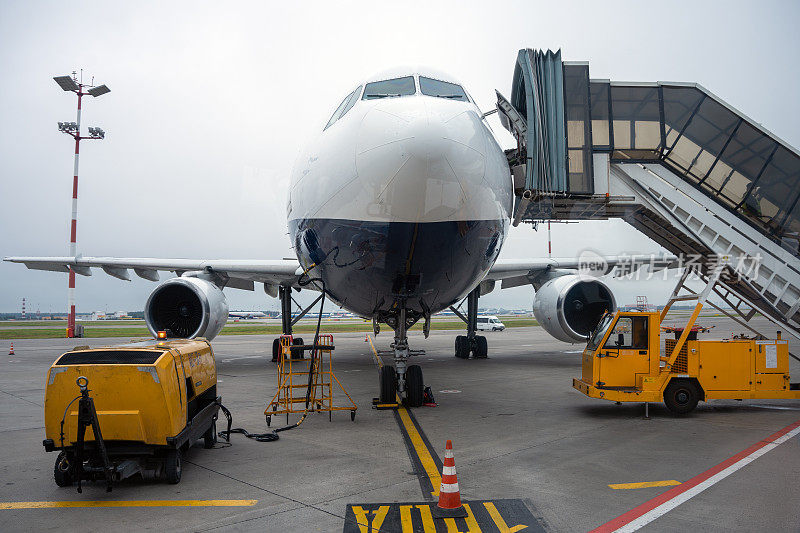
[573, 309, 800, 414]
[43, 338, 221, 490]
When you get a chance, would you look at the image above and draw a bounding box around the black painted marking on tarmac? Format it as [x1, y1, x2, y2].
[393, 407, 444, 501]
[343, 499, 545, 532]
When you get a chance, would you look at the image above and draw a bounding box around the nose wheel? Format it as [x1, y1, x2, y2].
[379, 366, 397, 403]
[378, 364, 425, 407]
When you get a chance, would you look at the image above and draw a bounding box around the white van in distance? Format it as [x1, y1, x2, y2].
[476, 316, 505, 331]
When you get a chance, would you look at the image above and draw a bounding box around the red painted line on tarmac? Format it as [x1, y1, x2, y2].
[590, 418, 800, 533]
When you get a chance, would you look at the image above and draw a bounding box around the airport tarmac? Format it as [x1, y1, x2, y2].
[0, 316, 798, 532]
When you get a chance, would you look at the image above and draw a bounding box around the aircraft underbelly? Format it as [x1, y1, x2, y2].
[290, 217, 507, 317]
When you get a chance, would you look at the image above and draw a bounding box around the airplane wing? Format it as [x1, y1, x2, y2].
[5, 253, 677, 294]
[2, 256, 303, 294]
[486, 255, 677, 288]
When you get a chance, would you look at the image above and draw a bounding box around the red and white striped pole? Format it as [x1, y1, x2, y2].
[55, 73, 107, 338]
[66, 89, 83, 338]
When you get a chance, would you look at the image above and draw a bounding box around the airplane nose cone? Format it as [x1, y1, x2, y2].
[402, 114, 449, 160]
[355, 100, 489, 222]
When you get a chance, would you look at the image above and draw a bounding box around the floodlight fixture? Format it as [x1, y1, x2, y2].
[88, 127, 105, 139]
[58, 121, 79, 133]
[88, 84, 110, 97]
[53, 75, 79, 92]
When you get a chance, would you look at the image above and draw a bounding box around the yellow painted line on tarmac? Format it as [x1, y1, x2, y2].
[367, 335, 382, 368]
[608, 480, 681, 490]
[396, 406, 442, 498]
[484, 501, 529, 532]
[0, 500, 258, 509]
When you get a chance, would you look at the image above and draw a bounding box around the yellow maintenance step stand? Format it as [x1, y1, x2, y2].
[265, 334, 356, 425]
[574, 265, 800, 414]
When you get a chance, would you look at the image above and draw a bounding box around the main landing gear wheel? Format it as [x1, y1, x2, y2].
[272, 338, 281, 362]
[473, 336, 488, 359]
[454, 335, 469, 359]
[379, 366, 397, 403]
[405, 365, 424, 407]
[292, 337, 305, 359]
[664, 379, 700, 415]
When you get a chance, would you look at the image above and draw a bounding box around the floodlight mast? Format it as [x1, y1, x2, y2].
[54, 72, 109, 338]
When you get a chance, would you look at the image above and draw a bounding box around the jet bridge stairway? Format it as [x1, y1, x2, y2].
[498, 48, 800, 340]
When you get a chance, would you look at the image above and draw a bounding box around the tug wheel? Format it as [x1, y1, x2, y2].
[53, 451, 73, 487]
[664, 380, 700, 415]
[203, 420, 217, 449]
[266, 415, 272, 427]
[164, 449, 182, 484]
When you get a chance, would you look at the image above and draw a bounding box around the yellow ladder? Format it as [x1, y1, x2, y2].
[265, 334, 357, 425]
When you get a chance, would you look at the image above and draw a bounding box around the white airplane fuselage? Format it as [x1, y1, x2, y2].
[288, 68, 512, 324]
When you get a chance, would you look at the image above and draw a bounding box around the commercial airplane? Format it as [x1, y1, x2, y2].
[228, 311, 267, 319]
[7, 67, 638, 406]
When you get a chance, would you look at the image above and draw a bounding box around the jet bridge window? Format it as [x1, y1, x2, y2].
[324, 86, 362, 130]
[604, 316, 648, 350]
[419, 76, 468, 102]
[362, 76, 416, 100]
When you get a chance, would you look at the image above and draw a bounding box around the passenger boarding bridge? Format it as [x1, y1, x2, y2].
[497, 49, 800, 342]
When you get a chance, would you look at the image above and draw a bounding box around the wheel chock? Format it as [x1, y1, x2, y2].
[371, 397, 399, 410]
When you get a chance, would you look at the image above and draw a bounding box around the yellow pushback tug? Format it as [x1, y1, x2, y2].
[573, 309, 800, 414]
[43, 338, 220, 490]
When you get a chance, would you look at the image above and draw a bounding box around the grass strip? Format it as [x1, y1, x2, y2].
[0, 318, 538, 340]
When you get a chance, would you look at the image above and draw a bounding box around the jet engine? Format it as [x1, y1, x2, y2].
[532, 275, 616, 343]
[144, 276, 228, 340]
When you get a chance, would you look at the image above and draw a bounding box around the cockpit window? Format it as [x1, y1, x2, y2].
[419, 76, 468, 102]
[325, 86, 362, 130]
[362, 76, 416, 100]
[340, 86, 361, 117]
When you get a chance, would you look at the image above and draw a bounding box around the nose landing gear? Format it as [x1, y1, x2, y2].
[377, 302, 427, 408]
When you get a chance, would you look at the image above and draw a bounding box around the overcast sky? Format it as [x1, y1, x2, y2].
[1, 0, 799, 314]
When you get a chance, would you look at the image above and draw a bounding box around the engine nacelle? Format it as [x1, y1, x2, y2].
[145, 276, 228, 340]
[532, 275, 616, 343]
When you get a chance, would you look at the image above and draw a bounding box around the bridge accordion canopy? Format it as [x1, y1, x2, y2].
[505, 48, 800, 256]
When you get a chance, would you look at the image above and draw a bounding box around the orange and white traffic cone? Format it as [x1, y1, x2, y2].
[8, 343, 14, 356]
[364, 333, 369, 342]
[434, 439, 467, 518]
